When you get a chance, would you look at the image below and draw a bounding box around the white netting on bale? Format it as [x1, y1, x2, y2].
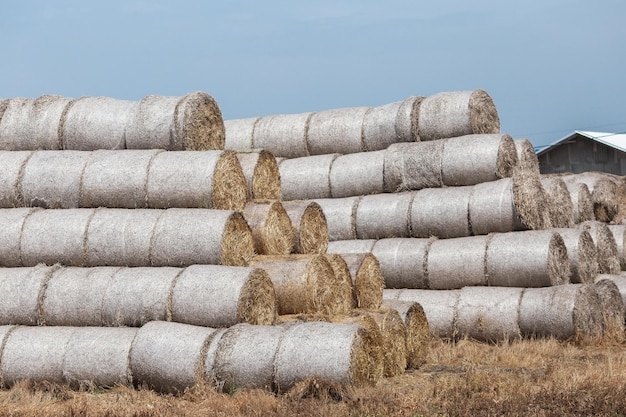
[312, 197, 361, 241]
[0, 151, 33, 207]
[355, 192, 415, 239]
[426, 236, 489, 289]
[362, 96, 421, 151]
[0, 208, 39, 267]
[282, 201, 329, 255]
[373, 238, 432, 289]
[329, 151, 386, 198]
[384, 140, 444, 192]
[411, 187, 472, 238]
[0, 264, 56, 326]
[253, 113, 312, 158]
[551, 228, 598, 284]
[306, 107, 369, 155]
[327, 239, 377, 254]
[224, 117, 258, 151]
[279, 154, 339, 200]
[577, 221, 621, 275]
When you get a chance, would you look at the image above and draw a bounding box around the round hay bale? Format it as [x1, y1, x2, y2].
[552, 228, 598, 284]
[130, 321, 217, 393]
[441, 133, 517, 186]
[63, 327, 137, 389]
[126, 92, 224, 151]
[582, 173, 619, 222]
[0, 98, 8, 124]
[0, 208, 39, 267]
[306, 107, 369, 155]
[456, 287, 524, 342]
[0, 264, 55, 326]
[282, 201, 329, 255]
[416, 89, 500, 141]
[373, 238, 432, 289]
[0, 325, 16, 386]
[1, 326, 78, 386]
[0, 151, 33, 207]
[146, 150, 248, 210]
[513, 139, 540, 176]
[540, 177, 575, 228]
[274, 321, 382, 391]
[243, 200, 294, 255]
[593, 278, 625, 334]
[171, 265, 277, 327]
[224, 117, 259, 151]
[84, 208, 163, 267]
[312, 196, 361, 241]
[607, 225, 626, 270]
[250, 254, 340, 316]
[427, 235, 489, 289]
[324, 253, 358, 313]
[213, 323, 285, 392]
[236, 150, 281, 200]
[327, 239, 377, 255]
[340, 253, 384, 310]
[519, 285, 604, 339]
[80, 149, 159, 208]
[412, 187, 472, 238]
[577, 221, 621, 275]
[365, 308, 407, 377]
[383, 140, 444, 193]
[595, 274, 626, 311]
[329, 150, 386, 198]
[151, 208, 255, 267]
[382, 299, 430, 369]
[20, 208, 94, 267]
[253, 113, 312, 158]
[560, 180, 595, 223]
[42, 266, 122, 326]
[279, 154, 340, 200]
[101, 267, 179, 326]
[362, 97, 421, 151]
[355, 192, 415, 240]
[486, 230, 570, 287]
[21, 150, 91, 209]
[202, 328, 228, 385]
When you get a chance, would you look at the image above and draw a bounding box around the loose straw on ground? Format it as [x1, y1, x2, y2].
[551, 228, 598, 283]
[339, 253, 385, 310]
[236, 150, 281, 200]
[282, 201, 329, 254]
[242, 201, 294, 255]
[577, 221, 621, 275]
[382, 299, 430, 369]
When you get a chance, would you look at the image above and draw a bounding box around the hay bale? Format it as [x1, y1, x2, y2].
[411, 187, 472, 238]
[243, 200, 294, 255]
[236, 150, 281, 200]
[0, 98, 8, 124]
[0, 151, 33, 207]
[513, 139, 541, 176]
[250, 254, 340, 316]
[0, 208, 39, 267]
[212, 323, 285, 392]
[427, 236, 489, 289]
[382, 299, 430, 369]
[329, 151, 386, 198]
[581, 173, 619, 222]
[125, 92, 224, 151]
[486, 230, 570, 287]
[253, 113, 312, 158]
[327, 239, 377, 254]
[224, 117, 259, 151]
[416, 90, 500, 141]
[63, 327, 137, 388]
[607, 225, 626, 270]
[0, 325, 16, 387]
[274, 321, 382, 391]
[365, 308, 407, 377]
[21, 150, 91, 209]
[340, 253, 384, 310]
[383, 140, 444, 192]
[362, 96, 422, 151]
[172, 264, 277, 327]
[0, 264, 56, 325]
[355, 192, 414, 239]
[312, 196, 361, 241]
[279, 154, 340, 200]
[282, 201, 329, 255]
[540, 176, 575, 228]
[595, 274, 626, 311]
[146, 150, 248, 211]
[519, 285, 604, 339]
[577, 220, 621, 275]
[129, 321, 217, 393]
[593, 278, 625, 333]
[324, 254, 357, 313]
[331, 313, 384, 380]
[560, 180, 595, 223]
[552, 228, 598, 284]
[306, 107, 369, 155]
[202, 328, 228, 385]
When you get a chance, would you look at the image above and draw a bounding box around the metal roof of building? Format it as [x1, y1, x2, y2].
[536, 131, 626, 155]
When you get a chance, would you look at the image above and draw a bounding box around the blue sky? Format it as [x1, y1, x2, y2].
[1, 1, 624, 147]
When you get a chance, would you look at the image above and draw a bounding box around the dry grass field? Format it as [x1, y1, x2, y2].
[2, 332, 626, 417]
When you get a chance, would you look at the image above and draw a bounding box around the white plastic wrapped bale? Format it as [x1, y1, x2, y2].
[254, 113, 312, 159]
[426, 236, 489, 289]
[362, 96, 421, 151]
[355, 192, 415, 239]
[0, 151, 33, 207]
[0, 264, 57, 325]
[411, 187, 472, 238]
[279, 154, 339, 200]
[329, 151, 386, 198]
[0, 208, 40, 267]
[306, 107, 369, 155]
[312, 196, 361, 241]
[224, 117, 258, 151]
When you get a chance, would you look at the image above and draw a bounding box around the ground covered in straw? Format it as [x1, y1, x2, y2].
[2, 336, 626, 416]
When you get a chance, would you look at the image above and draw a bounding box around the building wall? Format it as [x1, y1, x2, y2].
[538, 136, 626, 175]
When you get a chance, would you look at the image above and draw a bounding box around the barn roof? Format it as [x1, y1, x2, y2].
[536, 131, 626, 155]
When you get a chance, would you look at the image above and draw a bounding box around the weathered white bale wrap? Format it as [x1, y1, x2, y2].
[411, 187, 472, 238]
[577, 221, 621, 275]
[375, 238, 432, 289]
[0, 151, 33, 207]
[129, 321, 216, 393]
[330, 150, 386, 198]
[595, 274, 626, 311]
[236, 150, 281, 200]
[593, 278, 625, 332]
[312, 196, 361, 241]
[0, 264, 55, 325]
[540, 177, 575, 228]
[253, 113, 312, 158]
[171, 265, 277, 327]
[552, 228, 598, 284]
[362, 96, 421, 151]
[0, 96, 73, 150]
[384, 140, 444, 192]
[282, 201, 329, 255]
[427, 236, 489, 289]
[0, 208, 39, 267]
[486, 230, 570, 287]
[607, 225, 626, 270]
[125, 92, 225, 151]
[243, 200, 294, 255]
[213, 323, 285, 392]
[416, 89, 500, 141]
[279, 154, 339, 200]
[21, 150, 90, 209]
[382, 299, 430, 369]
[63, 327, 137, 388]
[224, 117, 258, 151]
[0, 325, 17, 386]
[203, 328, 228, 384]
[456, 286, 524, 342]
[519, 285, 604, 339]
[355, 192, 415, 239]
[306, 107, 369, 155]
[340, 253, 385, 310]
[274, 321, 381, 391]
[327, 239, 377, 255]
[561, 180, 595, 223]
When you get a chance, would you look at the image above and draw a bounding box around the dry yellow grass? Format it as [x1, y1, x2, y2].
[2, 334, 626, 416]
